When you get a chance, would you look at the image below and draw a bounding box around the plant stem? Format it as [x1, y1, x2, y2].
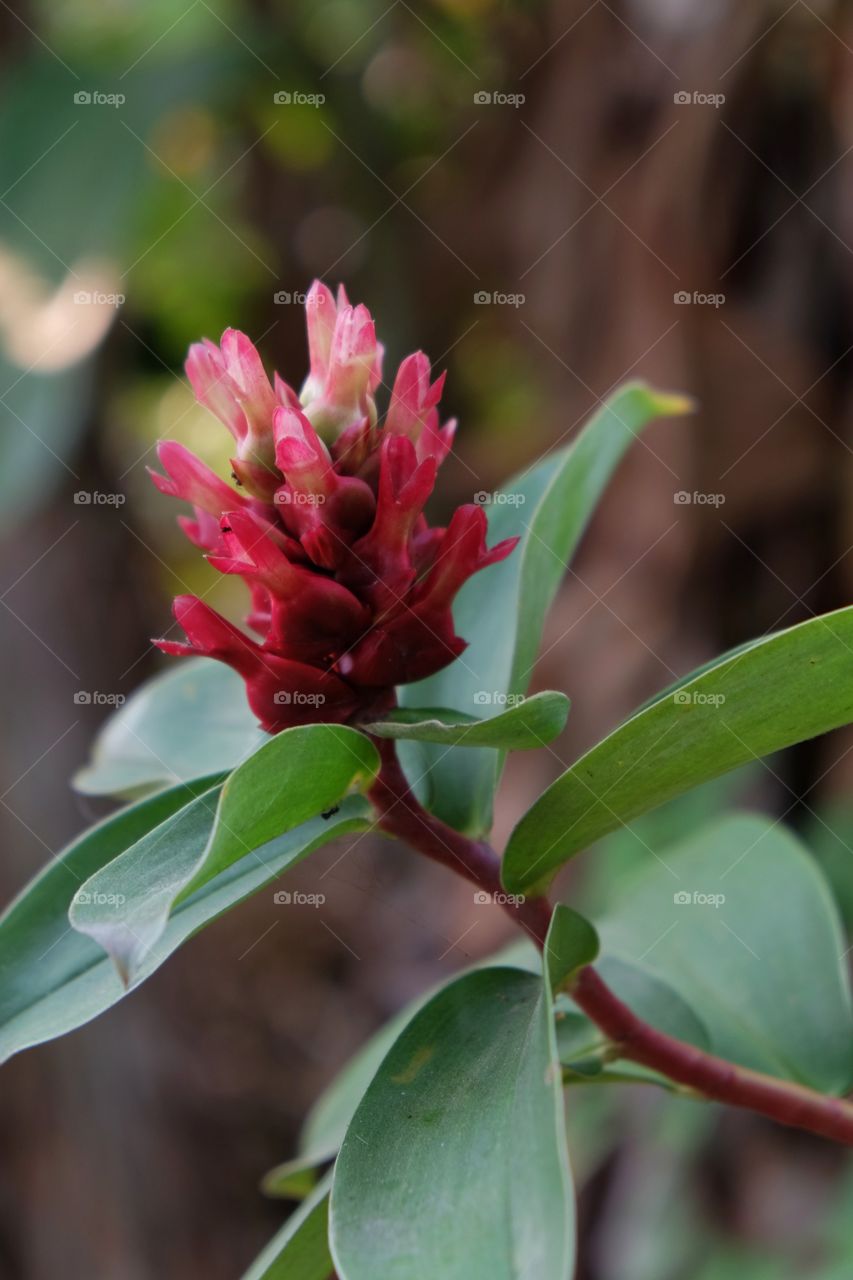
[570, 967, 853, 1143]
[367, 739, 552, 944]
[368, 739, 853, 1146]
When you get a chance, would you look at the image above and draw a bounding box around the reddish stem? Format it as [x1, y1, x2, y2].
[368, 739, 853, 1146]
[571, 967, 853, 1144]
[367, 739, 552, 944]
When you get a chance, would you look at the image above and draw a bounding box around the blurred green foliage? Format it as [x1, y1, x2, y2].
[0, 0, 548, 535]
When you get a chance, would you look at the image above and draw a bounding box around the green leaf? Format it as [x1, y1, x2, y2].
[70, 725, 380, 981]
[803, 798, 853, 932]
[262, 1158, 322, 1201]
[543, 912, 683, 1088]
[363, 690, 569, 749]
[182, 725, 378, 895]
[594, 956, 711, 1051]
[73, 659, 265, 799]
[296, 942, 541, 1168]
[299, 993, 439, 1170]
[554, 959, 711, 1085]
[69, 783, 224, 983]
[401, 381, 689, 835]
[544, 904, 600, 990]
[504, 606, 853, 893]
[330, 966, 573, 1280]
[241, 1172, 333, 1280]
[597, 814, 853, 1092]
[0, 791, 370, 1063]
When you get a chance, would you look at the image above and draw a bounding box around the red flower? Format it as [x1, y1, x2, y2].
[151, 285, 518, 733]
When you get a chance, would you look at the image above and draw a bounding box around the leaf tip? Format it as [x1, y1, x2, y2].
[648, 388, 697, 417]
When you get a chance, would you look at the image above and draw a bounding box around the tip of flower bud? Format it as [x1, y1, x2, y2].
[274, 405, 331, 474]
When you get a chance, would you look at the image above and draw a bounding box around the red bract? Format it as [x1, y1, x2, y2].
[151, 284, 518, 733]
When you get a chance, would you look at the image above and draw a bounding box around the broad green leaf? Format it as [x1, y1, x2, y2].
[180, 725, 378, 895]
[330, 966, 573, 1280]
[296, 941, 540, 1168]
[242, 1172, 333, 1280]
[0, 792, 370, 1063]
[632, 634, 775, 715]
[73, 659, 265, 799]
[298, 994, 435, 1171]
[70, 725, 380, 981]
[401, 382, 689, 835]
[597, 814, 853, 1092]
[363, 690, 569, 750]
[504, 606, 853, 893]
[293, 925, 701, 1185]
[294, 915, 707, 1188]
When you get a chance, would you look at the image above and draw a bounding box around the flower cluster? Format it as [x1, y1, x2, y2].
[151, 283, 517, 732]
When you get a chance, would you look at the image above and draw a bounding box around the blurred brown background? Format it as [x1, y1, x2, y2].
[2, 1, 853, 1276]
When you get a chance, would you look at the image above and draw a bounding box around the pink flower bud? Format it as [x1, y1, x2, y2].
[152, 284, 519, 732]
[148, 441, 246, 517]
[299, 284, 383, 439]
[186, 330, 283, 497]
